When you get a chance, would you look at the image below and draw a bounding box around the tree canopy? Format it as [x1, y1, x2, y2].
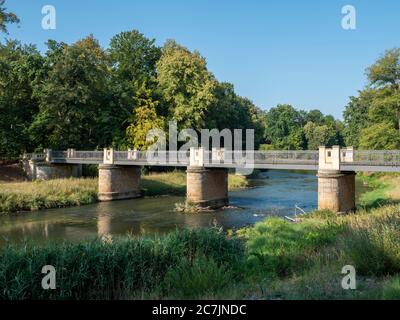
[0, 0, 19, 34]
[343, 48, 400, 150]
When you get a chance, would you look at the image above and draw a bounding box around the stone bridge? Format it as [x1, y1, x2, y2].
[22, 147, 400, 213]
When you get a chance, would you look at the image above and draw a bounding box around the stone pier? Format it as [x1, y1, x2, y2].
[22, 159, 82, 180]
[317, 170, 356, 213]
[317, 146, 356, 213]
[186, 166, 228, 209]
[98, 164, 142, 201]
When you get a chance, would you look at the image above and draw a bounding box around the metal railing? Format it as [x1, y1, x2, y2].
[348, 150, 400, 166]
[23, 149, 400, 170]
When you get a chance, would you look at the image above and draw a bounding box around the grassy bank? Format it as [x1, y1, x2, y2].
[357, 173, 400, 208]
[0, 171, 248, 214]
[141, 171, 248, 196]
[0, 178, 98, 213]
[1, 203, 400, 299]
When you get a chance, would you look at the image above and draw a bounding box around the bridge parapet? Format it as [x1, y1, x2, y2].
[319, 146, 354, 170]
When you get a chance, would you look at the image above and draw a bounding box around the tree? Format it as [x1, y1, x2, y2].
[367, 48, 400, 132]
[0, 40, 43, 157]
[30, 36, 110, 150]
[0, 0, 19, 34]
[343, 93, 371, 147]
[205, 82, 267, 148]
[126, 84, 164, 150]
[359, 122, 400, 150]
[265, 104, 306, 150]
[157, 40, 217, 130]
[108, 31, 162, 147]
[304, 122, 338, 150]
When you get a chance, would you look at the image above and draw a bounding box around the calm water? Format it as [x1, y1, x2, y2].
[0, 170, 368, 245]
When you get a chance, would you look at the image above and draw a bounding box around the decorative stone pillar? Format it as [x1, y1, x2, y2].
[317, 170, 356, 213]
[98, 164, 142, 201]
[186, 166, 228, 209]
[317, 146, 356, 213]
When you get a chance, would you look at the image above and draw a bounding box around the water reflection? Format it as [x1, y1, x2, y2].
[0, 170, 370, 246]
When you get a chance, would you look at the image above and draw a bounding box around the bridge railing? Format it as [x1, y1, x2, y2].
[348, 150, 400, 166]
[75, 151, 104, 160]
[253, 150, 319, 164]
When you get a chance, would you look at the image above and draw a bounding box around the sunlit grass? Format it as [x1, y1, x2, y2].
[0, 178, 98, 213]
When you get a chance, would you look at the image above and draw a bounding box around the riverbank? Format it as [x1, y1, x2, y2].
[1, 202, 399, 299]
[1, 173, 399, 299]
[0, 171, 249, 214]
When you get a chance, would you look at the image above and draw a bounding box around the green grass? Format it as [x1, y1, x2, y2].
[0, 171, 249, 214]
[141, 171, 248, 196]
[2, 173, 400, 299]
[0, 178, 98, 214]
[0, 228, 244, 300]
[357, 173, 400, 209]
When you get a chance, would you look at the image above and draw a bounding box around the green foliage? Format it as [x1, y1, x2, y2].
[344, 48, 400, 148]
[264, 105, 342, 150]
[265, 104, 306, 150]
[382, 277, 400, 300]
[359, 122, 400, 150]
[343, 94, 372, 147]
[0, 178, 98, 213]
[162, 255, 236, 298]
[108, 30, 161, 147]
[0, 40, 43, 157]
[340, 209, 400, 276]
[238, 217, 341, 277]
[29, 37, 110, 150]
[157, 40, 218, 130]
[304, 122, 338, 150]
[0, 0, 19, 34]
[126, 84, 165, 150]
[0, 228, 244, 299]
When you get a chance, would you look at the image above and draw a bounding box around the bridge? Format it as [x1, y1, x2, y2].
[22, 146, 400, 213]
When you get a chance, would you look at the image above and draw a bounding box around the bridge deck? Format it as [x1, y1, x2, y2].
[22, 149, 400, 172]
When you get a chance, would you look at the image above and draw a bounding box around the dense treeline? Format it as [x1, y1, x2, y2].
[0, 29, 344, 157]
[1, 2, 400, 158]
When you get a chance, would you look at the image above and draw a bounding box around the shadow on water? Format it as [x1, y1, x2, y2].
[0, 170, 368, 245]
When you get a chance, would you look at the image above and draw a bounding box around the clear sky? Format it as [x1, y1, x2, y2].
[4, 0, 400, 119]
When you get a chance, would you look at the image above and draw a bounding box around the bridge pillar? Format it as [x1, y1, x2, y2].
[317, 170, 356, 213]
[317, 146, 356, 213]
[186, 166, 228, 209]
[98, 164, 142, 201]
[22, 152, 82, 181]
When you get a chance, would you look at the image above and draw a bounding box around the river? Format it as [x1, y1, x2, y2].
[0, 170, 369, 245]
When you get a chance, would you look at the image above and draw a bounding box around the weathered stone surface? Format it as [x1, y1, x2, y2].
[317, 170, 356, 213]
[21, 160, 82, 180]
[186, 166, 228, 209]
[98, 164, 142, 201]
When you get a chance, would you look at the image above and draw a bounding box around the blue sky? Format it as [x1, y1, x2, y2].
[4, 0, 400, 119]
